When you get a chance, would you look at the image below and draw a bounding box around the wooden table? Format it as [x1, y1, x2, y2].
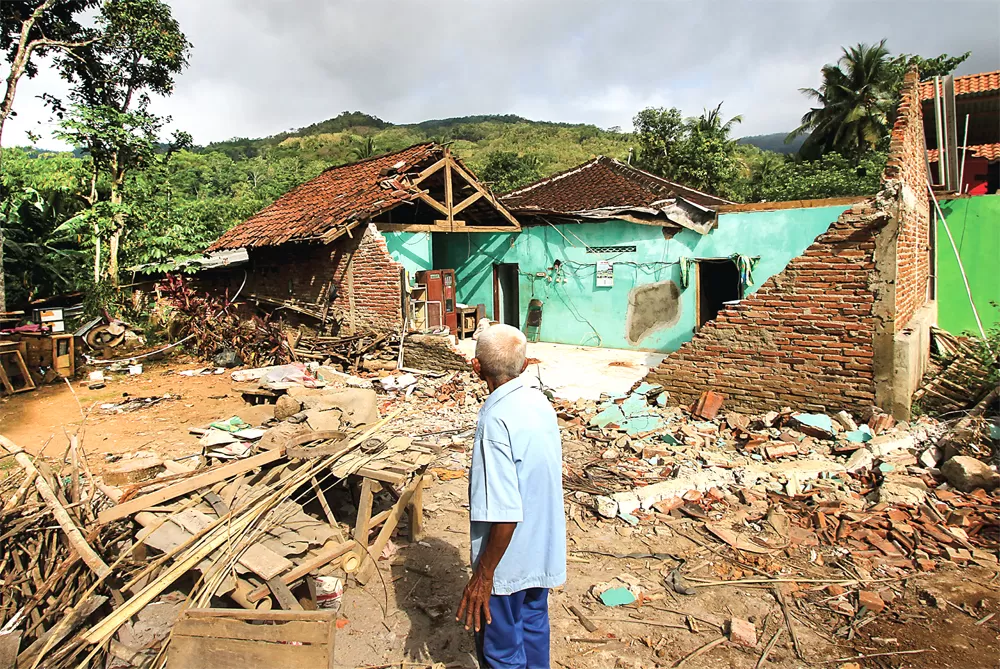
[348, 438, 434, 584]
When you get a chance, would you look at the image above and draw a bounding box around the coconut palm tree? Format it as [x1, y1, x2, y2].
[789, 40, 895, 162]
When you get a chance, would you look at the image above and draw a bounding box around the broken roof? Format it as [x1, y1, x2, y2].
[209, 143, 517, 251]
[500, 156, 731, 234]
[920, 70, 1000, 100]
[927, 143, 1000, 163]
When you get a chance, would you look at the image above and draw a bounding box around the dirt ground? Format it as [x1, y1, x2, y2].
[1, 362, 998, 668]
[0, 356, 248, 463]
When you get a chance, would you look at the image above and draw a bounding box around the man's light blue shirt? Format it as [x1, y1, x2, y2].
[469, 376, 566, 596]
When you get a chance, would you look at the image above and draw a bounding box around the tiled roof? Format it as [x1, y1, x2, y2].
[209, 144, 442, 250]
[501, 156, 731, 214]
[920, 70, 1000, 100]
[927, 143, 1000, 162]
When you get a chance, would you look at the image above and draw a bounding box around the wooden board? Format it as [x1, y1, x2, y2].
[99, 449, 284, 524]
[166, 609, 335, 669]
[169, 509, 293, 581]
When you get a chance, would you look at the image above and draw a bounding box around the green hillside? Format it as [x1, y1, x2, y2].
[199, 112, 634, 183]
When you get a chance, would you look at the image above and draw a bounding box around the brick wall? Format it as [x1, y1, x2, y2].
[210, 223, 403, 335]
[403, 334, 470, 371]
[647, 203, 889, 413]
[885, 68, 931, 328]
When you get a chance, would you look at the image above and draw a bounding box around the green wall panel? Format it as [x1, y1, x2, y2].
[937, 195, 1000, 335]
[383, 231, 434, 276]
[426, 205, 846, 352]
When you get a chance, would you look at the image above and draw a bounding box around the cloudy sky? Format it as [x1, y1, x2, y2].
[6, 0, 999, 148]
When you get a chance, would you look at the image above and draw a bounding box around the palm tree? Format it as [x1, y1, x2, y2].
[789, 40, 895, 161]
[349, 136, 379, 161]
[692, 102, 743, 139]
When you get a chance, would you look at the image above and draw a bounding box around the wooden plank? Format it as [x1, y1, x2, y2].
[356, 474, 424, 584]
[448, 159, 521, 229]
[452, 190, 483, 214]
[173, 616, 328, 645]
[98, 449, 284, 524]
[166, 635, 327, 669]
[715, 195, 867, 213]
[266, 576, 304, 611]
[353, 479, 374, 548]
[169, 509, 293, 580]
[247, 540, 357, 603]
[410, 157, 445, 186]
[408, 475, 425, 542]
[416, 190, 449, 216]
[181, 609, 336, 622]
[355, 467, 406, 485]
[444, 155, 454, 230]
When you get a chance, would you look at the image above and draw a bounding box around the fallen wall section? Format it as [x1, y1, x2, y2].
[646, 202, 888, 413]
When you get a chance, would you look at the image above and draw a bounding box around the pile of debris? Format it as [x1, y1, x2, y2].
[0, 370, 440, 668]
[554, 383, 999, 577]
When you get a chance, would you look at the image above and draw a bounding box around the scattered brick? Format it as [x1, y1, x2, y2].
[857, 590, 885, 613]
[727, 617, 757, 648]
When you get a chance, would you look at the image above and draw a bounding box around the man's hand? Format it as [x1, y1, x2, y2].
[456, 568, 493, 631]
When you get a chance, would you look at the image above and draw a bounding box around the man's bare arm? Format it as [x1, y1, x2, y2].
[456, 522, 516, 631]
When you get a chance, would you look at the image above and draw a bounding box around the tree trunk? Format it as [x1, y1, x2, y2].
[107, 157, 124, 286]
[0, 226, 6, 313]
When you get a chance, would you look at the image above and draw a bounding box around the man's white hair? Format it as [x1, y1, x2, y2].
[475, 324, 527, 380]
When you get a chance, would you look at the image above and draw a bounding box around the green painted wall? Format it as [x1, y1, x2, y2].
[936, 195, 1000, 335]
[383, 231, 434, 276]
[423, 205, 847, 352]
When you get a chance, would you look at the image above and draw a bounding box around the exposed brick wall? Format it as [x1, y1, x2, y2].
[205, 223, 403, 335]
[885, 68, 931, 328]
[403, 334, 470, 371]
[647, 203, 888, 413]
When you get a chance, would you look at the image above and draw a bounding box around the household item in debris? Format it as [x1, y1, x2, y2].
[165, 608, 337, 669]
[314, 576, 344, 611]
[525, 299, 543, 342]
[85, 322, 127, 349]
[456, 305, 478, 340]
[0, 341, 35, 394]
[32, 307, 65, 332]
[416, 269, 457, 334]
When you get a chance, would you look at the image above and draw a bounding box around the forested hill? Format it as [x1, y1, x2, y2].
[737, 132, 807, 155]
[198, 111, 634, 176]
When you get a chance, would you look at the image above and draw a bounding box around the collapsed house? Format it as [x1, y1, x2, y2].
[203, 70, 942, 419]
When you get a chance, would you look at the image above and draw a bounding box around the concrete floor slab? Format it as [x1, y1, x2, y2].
[456, 339, 664, 401]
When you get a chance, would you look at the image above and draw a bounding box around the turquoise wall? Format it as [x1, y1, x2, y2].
[383, 231, 434, 276]
[936, 195, 1000, 335]
[388, 205, 847, 351]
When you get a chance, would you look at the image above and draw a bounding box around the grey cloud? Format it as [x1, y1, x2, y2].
[6, 0, 999, 148]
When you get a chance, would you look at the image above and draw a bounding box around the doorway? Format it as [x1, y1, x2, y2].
[696, 259, 742, 329]
[493, 263, 520, 328]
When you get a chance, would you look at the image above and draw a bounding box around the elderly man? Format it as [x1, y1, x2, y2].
[457, 324, 566, 669]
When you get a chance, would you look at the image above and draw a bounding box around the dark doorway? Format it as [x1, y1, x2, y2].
[492, 263, 520, 328]
[697, 259, 742, 329]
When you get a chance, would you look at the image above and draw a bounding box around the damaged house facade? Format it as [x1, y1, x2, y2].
[206, 71, 936, 419]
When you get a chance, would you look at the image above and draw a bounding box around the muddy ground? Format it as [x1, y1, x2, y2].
[1, 361, 998, 669]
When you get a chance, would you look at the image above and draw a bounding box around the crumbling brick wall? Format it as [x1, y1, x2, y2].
[216, 223, 403, 335]
[885, 68, 931, 329]
[646, 203, 888, 413]
[403, 334, 470, 371]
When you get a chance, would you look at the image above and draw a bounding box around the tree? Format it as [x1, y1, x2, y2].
[790, 41, 896, 161]
[53, 0, 190, 284]
[790, 41, 970, 162]
[477, 151, 543, 192]
[633, 103, 743, 199]
[349, 136, 379, 160]
[0, 0, 97, 310]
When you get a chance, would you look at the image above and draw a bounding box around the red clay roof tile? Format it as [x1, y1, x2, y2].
[920, 70, 1000, 100]
[209, 143, 442, 251]
[927, 143, 1000, 162]
[501, 156, 730, 215]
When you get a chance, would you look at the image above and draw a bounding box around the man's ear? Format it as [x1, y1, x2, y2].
[472, 358, 482, 376]
[520, 359, 529, 374]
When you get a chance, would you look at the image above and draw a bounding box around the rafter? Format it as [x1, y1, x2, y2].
[410, 158, 446, 186]
[452, 191, 483, 214]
